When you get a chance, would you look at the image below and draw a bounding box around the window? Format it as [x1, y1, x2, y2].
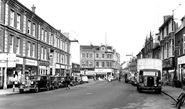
[27, 42, 31, 57]
[90, 53, 93, 58]
[45, 48, 47, 60]
[41, 47, 44, 60]
[102, 54, 104, 58]
[102, 62, 105, 67]
[86, 61, 88, 67]
[32, 44, 35, 58]
[10, 10, 14, 27]
[16, 37, 21, 54]
[9, 35, 14, 53]
[96, 53, 99, 58]
[45, 30, 47, 42]
[96, 62, 99, 67]
[41, 29, 44, 41]
[82, 53, 85, 58]
[27, 20, 31, 35]
[62, 54, 64, 63]
[16, 14, 20, 30]
[86, 53, 88, 58]
[32, 23, 36, 37]
[50, 34, 53, 45]
[89, 61, 93, 67]
[107, 62, 109, 67]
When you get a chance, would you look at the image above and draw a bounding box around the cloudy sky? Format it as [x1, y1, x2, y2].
[19, 0, 185, 63]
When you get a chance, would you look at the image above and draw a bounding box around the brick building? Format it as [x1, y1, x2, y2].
[0, 0, 71, 88]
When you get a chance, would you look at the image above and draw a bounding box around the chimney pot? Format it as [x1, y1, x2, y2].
[32, 5, 36, 13]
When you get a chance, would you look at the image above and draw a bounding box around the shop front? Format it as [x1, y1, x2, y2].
[178, 55, 185, 86]
[25, 59, 38, 76]
[95, 69, 113, 80]
[162, 57, 175, 86]
[38, 61, 50, 75]
[55, 64, 60, 76]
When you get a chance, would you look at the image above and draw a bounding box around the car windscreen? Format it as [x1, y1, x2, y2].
[29, 76, 41, 80]
[143, 71, 159, 76]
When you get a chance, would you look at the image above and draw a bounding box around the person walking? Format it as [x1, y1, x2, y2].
[64, 74, 71, 90]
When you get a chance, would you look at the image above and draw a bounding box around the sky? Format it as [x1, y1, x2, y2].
[18, 0, 185, 64]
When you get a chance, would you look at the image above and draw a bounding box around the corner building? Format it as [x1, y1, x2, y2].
[0, 0, 71, 88]
[80, 45, 120, 79]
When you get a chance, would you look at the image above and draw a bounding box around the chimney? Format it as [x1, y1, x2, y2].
[181, 15, 185, 28]
[31, 5, 36, 13]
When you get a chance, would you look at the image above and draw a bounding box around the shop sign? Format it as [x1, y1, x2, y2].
[56, 64, 60, 69]
[95, 69, 112, 72]
[39, 61, 50, 66]
[0, 53, 16, 67]
[163, 57, 174, 68]
[25, 59, 37, 66]
[178, 55, 185, 65]
[61, 65, 65, 69]
[15, 57, 23, 64]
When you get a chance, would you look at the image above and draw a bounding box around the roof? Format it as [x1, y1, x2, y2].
[159, 16, 173, 30]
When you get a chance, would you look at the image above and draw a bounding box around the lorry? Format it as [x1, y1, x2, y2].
[136, 58, 162, 93]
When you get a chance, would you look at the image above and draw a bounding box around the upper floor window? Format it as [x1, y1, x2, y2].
[107, 62, 109, 67]
[86, 53, 88, 58]
[41, 47, 44, 60]
[96, 53, 99, 58]
[16, 14, 21, 30]
[27, 42, 31, 57]
[45, 30, 47, 43]
[32, 43, 36, 58]
[16, 37, 21, 55]
[102, 62, 105, 67]
[82, 53, 85, 58]
[32, 23, 36, 37]
[90, 53, 93, 58]
[27, 20, 31, 35]
[10, 10, 15, 27]
[96, 62, 99, 67]
[41, 29, 44, 41]
[45, 48, 47, 60]
[9, 35, 14, 53]
[102, 54, 105, 58]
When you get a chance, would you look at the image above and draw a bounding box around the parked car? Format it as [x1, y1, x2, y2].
[50, 76, 60, 89]
[56, 76, 65, 88]
[19, 75, 51, 93]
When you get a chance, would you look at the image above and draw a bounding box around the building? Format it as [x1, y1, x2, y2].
[159, 15, 177, 86]
[80, 44, 120, 79]
[175, 15, 185, 86]
[0, 0, 71, 88]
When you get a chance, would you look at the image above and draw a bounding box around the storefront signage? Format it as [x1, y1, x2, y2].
[95, 69, 112, 72]
[163, 57, 174, 68]
[15, 57, 23, 64]
[0, 53, 16, 67]
[56, 64, 60, 69]
[25, 59, 37, 66]
[38, 61, 50, 66]
[178, 55, 185, 65]
[61, 65, 65, 69]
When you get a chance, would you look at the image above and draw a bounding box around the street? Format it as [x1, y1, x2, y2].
[0, 80, 176, 109]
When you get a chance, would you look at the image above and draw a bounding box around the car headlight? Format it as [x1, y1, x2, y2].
[31, 81, 33, 84]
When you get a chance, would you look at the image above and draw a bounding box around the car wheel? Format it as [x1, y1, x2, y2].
[46, 84, 50, 91]
[35, 85, 39, 93]
[19, 89, 24, 93]
[137, 87, 142, 93]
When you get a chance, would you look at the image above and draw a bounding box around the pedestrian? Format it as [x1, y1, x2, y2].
[64, 74, 71, 90]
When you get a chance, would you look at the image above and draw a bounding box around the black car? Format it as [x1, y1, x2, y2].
[19, 75, 51, 93]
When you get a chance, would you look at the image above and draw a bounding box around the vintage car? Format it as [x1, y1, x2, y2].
[19, 75, 51, 93]
[56, 76, 65, 88]
[50, 76, 60, 89]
